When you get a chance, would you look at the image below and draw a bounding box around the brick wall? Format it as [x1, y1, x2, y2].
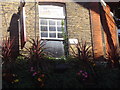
[89, 2, 104, 59]
[1, 2, 19, 38]
[66, 2, 92, 43]
[89, 2, 118, 60]
[23, 2, 93, 56]
[1, 2, 20, 58]
[0, 2, 95, 58]
[66, 2, 92, 55]
[100, 4, 118, 57]
[23, 2, 39, 49]
[1, 1, 118, 59]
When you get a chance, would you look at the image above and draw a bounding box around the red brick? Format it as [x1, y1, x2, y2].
[90, 2, 104, 59]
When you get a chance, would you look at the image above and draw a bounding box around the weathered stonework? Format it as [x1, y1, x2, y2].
[1, 2, 19, 38]
[0, 1, 118, 59]
[1, 2, 20, 57]
[66, 2, 92, 43]
[66, 2, 92, 55]
[20, 2, 93, 56]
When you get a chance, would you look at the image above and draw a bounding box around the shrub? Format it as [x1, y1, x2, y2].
[76, 70, 88, 81]
[1, 37, 15, 73]
[2, 73, 19, 84]
[30, 69, 45, 88]
[26, 37, 47, 71]
[70, 39, 92, 61]
[2, 37, 14, 63]
[106, 46, 120, 68]
[70, 39, 97, 81]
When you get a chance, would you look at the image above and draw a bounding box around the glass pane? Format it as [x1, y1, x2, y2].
[41, 26, 48, 31]
[57, 20, 62, 25]
[58, 33, 63, 38]
[49, 20, 55, 25]
[40, 19, 47, 25]
[41, 32, 48, 37]
[49, 33, 56, 38]
[44, 41, 64, 57]
[57, 20, 64, 25]
[39, 5, 65, 18]
[57, 27, 63, 31]
[49, 26, 56, 31]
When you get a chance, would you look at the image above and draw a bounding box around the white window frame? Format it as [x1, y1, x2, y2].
[38, 4, 66, 40]
[18, 6, 26, 49]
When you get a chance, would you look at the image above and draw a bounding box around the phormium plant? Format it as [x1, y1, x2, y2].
[106, 46, 120, 68]
[26, 37, 47, 71]
[2, 37, 14, 63]
[70, 39, 97, 80]
[1, 37, 15, 72]
[70, 39, 92, 61]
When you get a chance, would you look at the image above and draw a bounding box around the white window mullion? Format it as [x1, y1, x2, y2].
[39, 19, 41, 38]
[39, 5, 65, 40]
[56, 20, 57, 39]
[47, 19, 49, 38]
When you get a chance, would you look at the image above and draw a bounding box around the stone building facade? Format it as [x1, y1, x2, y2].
[0, 1, 119, 59]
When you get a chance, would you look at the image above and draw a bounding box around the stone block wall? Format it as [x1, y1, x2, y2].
[24, 2, 39, 39]
[66, 2, 92, 43]
[66, 2, 92, 55]
[1, 2, 19, 38]
[23, 2, 39, 49]
[22, 2, 93, 56]
[24, 2, 92, 43]
[0, 1, 119, 59]
[1, 2, 20, 58]
[0, 2, 93, 57]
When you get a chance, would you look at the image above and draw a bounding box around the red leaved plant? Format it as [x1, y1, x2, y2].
[2, 37, 14, 64]
[26, 37, 47, 70]
[1, 37, 15, 73]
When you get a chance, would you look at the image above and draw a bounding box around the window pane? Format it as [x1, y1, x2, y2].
[57, 20, 64, 25]
[41, 26, 48, 31]
[58, 33, 63, 38]
[39, 5, 65, 18]
[41, 32, 48, 37]
[40, 19, 47, 25]
[49, 33, 56, 38]
[49, 26, 56, 31]
[57, 27, 63, 31]
[49, 20, 55, 25]
[57, 20, 62, 25]
[44, 41, 64, 57]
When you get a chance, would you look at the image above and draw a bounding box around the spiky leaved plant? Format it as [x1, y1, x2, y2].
[1, 37, 15, 72]
[106, 46, 120, 68]
[26, 37, 47, 71]
[70, 39, 97, 81]
[70, 39, 92, 61]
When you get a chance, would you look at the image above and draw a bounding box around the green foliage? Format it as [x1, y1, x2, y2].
[61, 20, 69, 57]
[2, 48, 120, 88]
[44, 71, 83, 88]
[15, 55, 28, 70]
[2, 73, 20, 88]
[95, 67, 120, 88]
[2, 56, 120, 88]
[30, 70, 45, 88]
